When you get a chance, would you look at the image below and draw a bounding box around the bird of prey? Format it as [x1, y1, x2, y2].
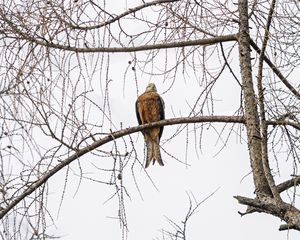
[136, 83, 165, 168]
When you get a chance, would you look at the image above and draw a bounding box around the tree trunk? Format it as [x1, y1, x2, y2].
[237, 0, 272, 197]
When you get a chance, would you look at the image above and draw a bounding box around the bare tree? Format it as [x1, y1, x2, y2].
[0, 0, 300, 239]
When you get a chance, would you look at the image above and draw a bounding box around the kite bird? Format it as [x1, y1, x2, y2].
[136, 83, 165, 168]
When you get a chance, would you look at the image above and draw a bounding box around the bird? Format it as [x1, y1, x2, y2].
[136, 83, 165, 168]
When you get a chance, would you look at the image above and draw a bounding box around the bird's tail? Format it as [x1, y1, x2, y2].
[145, 139, 164, 168]
[153, 140, 164, 166]
[145, 139, 153, 168]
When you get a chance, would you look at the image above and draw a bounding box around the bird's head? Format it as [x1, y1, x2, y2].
[145, 83, 157, 92]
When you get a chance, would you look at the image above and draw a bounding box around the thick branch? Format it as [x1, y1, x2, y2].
[16, 34, 238, 53]
[0, 8, 237, 53]
[237, 0, 271, 196]
[277, 176, 300, 193]
[235, 195, 276, 212]
[235, 195, 300, 231]
[0, 115, 242, 219]
[0, 114, 298, 219]
[257, 0, 281, 202]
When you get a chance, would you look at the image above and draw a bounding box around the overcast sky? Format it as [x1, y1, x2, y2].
[46, 49, 300, 239]
[2, 1, 299, 239]
[45, 1, 300, 239]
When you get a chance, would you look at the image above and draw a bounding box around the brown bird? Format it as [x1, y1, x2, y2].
[136, 83, 165, 168]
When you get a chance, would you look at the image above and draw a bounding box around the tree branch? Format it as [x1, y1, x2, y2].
[66, 0, 181, 30]
[249, 38, 300, 100]
[0, 114, 298, 219]
[268, 119, 300, 131]
[237, 0, 272, 197]
[16, 34, 238, 53]
[0, 115, 242, 219]
[277, 176, 300, 193]
[279, 224, 299, 231]
[234, 195, 300, 231]
[257, 0, 281, 202]
[0, 7, 237, 53]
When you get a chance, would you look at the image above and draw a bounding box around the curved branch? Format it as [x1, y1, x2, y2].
[16, 34, 238, 53]
[0, 115, 242, 219]
[0, 115, 298, 219]
[0, 5, 237, 52]
[68, 0, 180, 30]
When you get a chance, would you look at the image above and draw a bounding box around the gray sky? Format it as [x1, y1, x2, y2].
[47, 51, 300, 239]
[2, 1, 300, 239]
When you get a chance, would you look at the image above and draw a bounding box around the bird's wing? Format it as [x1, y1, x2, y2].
[135, 99, 142, 125]
[158, 95, 165, 140]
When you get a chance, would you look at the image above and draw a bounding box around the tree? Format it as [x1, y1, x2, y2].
[0, 0, 300, 239]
